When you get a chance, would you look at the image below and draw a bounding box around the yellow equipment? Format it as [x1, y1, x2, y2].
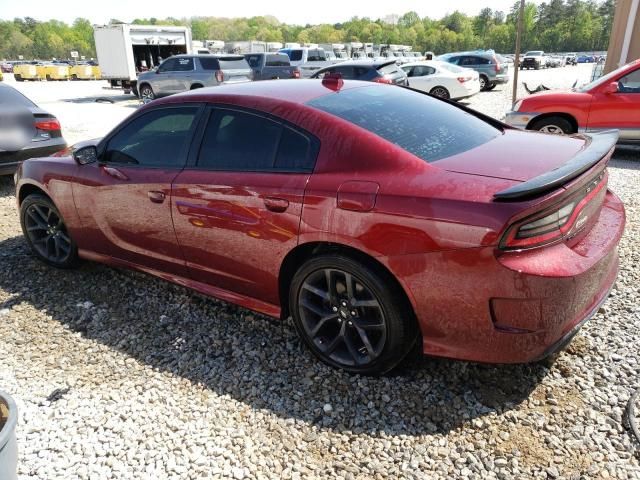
[38, 64, 70, 81]
[13, 63, 43, 81]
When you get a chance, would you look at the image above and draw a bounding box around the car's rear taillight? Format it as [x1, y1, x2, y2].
[374, 76, 393, 84]
[457, 76, 472, 83]
[215, 71, 224, 83]
[500, 171, 607, 250]
[293, 68, 300, 79]
[493, 56, 501, 73]
[34, 119, 61, 131]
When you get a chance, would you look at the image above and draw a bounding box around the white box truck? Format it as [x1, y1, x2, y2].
[93, 24, 192, 94]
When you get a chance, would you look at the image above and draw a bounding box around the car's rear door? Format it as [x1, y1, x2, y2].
[588, 66, 640, 141]
[171, 106, 318, 307]
[72, 105, 202, 276]
[172, 57, 196, 92]
[154, 58, 181, 95]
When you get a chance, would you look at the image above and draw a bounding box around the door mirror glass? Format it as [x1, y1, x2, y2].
[603, 81, 619, 94]
[73, 145, 98, 165]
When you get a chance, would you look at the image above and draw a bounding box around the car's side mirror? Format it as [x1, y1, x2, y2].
[603, 81, 619, 94]
[73, 145, 98, 165]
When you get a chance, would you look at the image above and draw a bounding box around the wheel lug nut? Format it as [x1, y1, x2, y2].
[348, 321, 353, 326]
[351, 311, 356, 316]
[341, 301, 347, 307]
[332, 306, 338, 312]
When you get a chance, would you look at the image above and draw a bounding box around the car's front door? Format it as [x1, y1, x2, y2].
[72, 105, 201, 276]
[171, 106, 318, 307]
[588, 67, 640, 141]
[405, 65, 437, 91]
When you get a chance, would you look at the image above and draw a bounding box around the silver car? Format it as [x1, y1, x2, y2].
[136, 54, 253, 102]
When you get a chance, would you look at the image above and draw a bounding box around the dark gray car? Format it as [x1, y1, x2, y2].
[0, 84, 66, 175]
[244, 53, 300, 80]
[438, 51, 509, 91]
[136, 54, 253, 102]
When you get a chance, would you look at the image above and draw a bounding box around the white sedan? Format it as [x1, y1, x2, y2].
[401, 61, 481, 100]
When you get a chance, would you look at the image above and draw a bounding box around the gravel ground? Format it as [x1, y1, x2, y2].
[0, 65, 639, 479]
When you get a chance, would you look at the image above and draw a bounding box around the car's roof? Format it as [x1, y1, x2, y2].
[440, 51, 494, 58]
[171, 54, 245, 58]
[321, 59, 396, 69]
[154, 79, 377, 106]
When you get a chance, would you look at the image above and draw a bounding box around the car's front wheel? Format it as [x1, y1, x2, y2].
[139, 84, 155, 103]
[20, 194, 80, 269]
[290, 255, 418, 375]
[531, 116, 575, 135]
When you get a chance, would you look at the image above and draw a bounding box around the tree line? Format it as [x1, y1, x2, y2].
[0, 0, 615, 61]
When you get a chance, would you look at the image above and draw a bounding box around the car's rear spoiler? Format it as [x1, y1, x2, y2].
[493, 130, 618, 201]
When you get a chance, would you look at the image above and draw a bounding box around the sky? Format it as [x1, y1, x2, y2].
[0, 0, 545, 25]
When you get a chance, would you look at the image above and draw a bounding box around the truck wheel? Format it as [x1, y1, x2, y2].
[15, 74, 23, 82]
[139, 84, 155, 103]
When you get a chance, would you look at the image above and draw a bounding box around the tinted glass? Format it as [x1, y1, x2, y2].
[618, 68, 640, 93]
[307, 86, 500, 163]
[174, 57, 194, 71]
[266, 54, 290, 67]
[105, 107, 198, 167]
[199, 57, 220, 70]
[218, 58, 250, 70]
[158, 58, 179, 72]
[290, 50, 303, 61]
[354, 67, 370, 77]
[335, 66, 355, 78]
[0, 86, 36, 107]
[307, 49, 326, 62]
[198, 110, 281, 170]
[245, 54, 262, 68]
[411, 65, 435, 77]
[274, 127, 314, 171]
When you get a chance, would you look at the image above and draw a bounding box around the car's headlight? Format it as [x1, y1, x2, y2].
[512, 99, 523, 111]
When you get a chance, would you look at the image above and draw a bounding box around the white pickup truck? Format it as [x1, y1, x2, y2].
[277, 47, 337, 78]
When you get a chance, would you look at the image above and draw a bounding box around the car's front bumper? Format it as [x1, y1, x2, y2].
[504, 111, 540, 129]
[0, 139, 67, 175]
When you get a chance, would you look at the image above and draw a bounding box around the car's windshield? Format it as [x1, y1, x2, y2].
[307, 85, 500, 163]
[578, 61, 640, 92]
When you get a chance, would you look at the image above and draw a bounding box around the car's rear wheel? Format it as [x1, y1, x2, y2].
[486, 83, 497, 91]
[479, 75, 489, 91]
[290, 255, 418, 375]
[20, 194, 80, 269]
[429, 86, 450, 99]
[139, 84, 155, 103]
[531, 116, 574, 135]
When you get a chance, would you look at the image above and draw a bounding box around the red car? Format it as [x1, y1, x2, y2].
[506, 59, 640, 142]
[15, 79, 625, 374]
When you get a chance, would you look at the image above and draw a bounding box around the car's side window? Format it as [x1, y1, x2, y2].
[196, 108, 317, 172]
[618, 69, 640, 93]
[412, 66, 436, 77]
[104, 107, 199, 167]
[174, 58, 194, 72]
[157, 58, 179, 73]
[335, 66, 354, 78]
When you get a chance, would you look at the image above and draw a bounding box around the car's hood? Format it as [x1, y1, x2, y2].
[434, 129, 586, 182]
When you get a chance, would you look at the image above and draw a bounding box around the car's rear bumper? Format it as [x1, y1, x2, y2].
[0, 139, 67, 175]
[492, 74, 509, 85]
[386, 189, 625, 364]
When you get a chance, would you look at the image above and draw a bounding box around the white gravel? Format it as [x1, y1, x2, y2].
[0, 65, 639, 479]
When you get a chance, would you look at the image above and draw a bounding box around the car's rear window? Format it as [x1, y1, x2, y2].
[0, 86, 36, 107]
[266, 54, 290, 67]
[218, 57, 249, 70]
[307, 86, 500, 163]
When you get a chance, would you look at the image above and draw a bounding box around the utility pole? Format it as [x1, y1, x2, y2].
[512, 0, 526, 105]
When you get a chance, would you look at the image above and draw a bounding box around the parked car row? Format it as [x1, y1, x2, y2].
[11, 62, 101, 82]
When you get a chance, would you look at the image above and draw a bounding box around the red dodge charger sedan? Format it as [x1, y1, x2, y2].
[15, 79, 625, 374]
[506, 59, 640, 142]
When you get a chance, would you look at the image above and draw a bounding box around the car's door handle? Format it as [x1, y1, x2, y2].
[100, 165, 129, 181]
[263, 197, 289, 213]
[148, 191, 166, 204]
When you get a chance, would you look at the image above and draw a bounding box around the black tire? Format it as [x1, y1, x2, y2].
[534, 64, 540, 70]
[289, 254, 418, 375]
[14, 74, 23, 82]
[46, 74, 52, 81]
[20, 194, 80, 269]
[139, 84, 155, 103]
[530, 116, 575, 135]
[479, 75, 489, 91]
[486, 83, 497, 91]
[429, 86, 450, 99]
[190, 84, 203, 90]
[71, 74, 78, 81]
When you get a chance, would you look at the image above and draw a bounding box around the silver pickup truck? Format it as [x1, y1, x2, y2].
[278, 47, 338, 78]
[244, 53, 300, 80]
[136, 54, 252, 102]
